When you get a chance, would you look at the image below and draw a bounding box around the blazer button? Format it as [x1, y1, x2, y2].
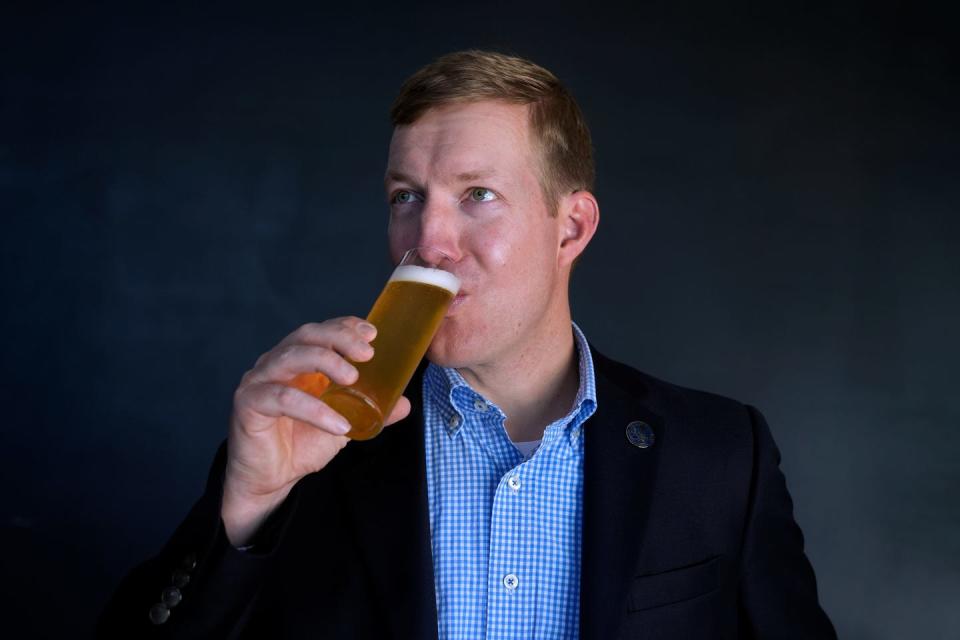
[148, 603, 170, 625]
[162, 586, 182, 608]
[172, 570, 191, 588]
[625, 421, 655, 449]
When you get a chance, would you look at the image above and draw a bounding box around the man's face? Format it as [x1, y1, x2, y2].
[385, 100, 567, 370]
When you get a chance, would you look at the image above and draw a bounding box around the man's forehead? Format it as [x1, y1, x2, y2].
[390, 101, 530, 147]
[400, 99, 530, 128]
[385, 101, 534, 183]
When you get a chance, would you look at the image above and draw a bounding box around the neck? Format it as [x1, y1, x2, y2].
[457, 310, 580, 443]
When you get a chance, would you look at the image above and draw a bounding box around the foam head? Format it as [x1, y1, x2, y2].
[389, 265, 461, 295]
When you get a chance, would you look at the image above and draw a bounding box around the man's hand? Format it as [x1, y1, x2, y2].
[221, 317, 412, 546]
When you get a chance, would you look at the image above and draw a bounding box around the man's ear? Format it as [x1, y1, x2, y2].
[558, 190, 600, 268]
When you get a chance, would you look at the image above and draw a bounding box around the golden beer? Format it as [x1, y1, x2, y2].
[290, 257, 460, 440]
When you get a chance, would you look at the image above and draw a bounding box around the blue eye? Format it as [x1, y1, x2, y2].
[469, 187, 496, 202]
[392, 190, 419, 204]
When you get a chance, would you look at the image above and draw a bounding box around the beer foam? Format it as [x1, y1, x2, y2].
[389, 265, 461, 294]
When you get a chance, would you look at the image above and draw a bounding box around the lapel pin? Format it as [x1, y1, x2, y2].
[625, 421, 655, 449]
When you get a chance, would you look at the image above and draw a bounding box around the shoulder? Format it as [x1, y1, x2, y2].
[591, 346, 756, 420]
[591, 348, 775, 468]
[588, 346, 778, 516]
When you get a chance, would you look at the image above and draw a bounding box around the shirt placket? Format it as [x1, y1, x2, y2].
[486, 455, 534, 640]
[458, 395, 515, 640]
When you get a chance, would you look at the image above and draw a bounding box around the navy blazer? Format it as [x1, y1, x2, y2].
[99, 347, 836, 638]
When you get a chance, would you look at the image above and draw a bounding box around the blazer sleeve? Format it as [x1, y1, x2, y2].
[738, 405, 837, 639]
[96, 441, 296, 638]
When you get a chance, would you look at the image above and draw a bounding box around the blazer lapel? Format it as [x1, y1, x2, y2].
[580, 348, 665, 640]
[341, 363, 438, 639]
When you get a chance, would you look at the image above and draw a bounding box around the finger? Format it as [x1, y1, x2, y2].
[383, 395, 412, 427]
[236, 382, 352, 436]
[279, 317, 377, 350]
[247, 344, 367, 386]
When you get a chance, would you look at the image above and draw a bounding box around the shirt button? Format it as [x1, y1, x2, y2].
[503, 573, 519, 590]
[473, 398, 488, 412]
[508, 476, 521, 491]
[447, 414, 461, 428]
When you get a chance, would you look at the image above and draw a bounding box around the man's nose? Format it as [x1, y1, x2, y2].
[415, 197, 462, 263]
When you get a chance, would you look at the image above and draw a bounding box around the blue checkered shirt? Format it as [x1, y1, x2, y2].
[423, 323, 598, 640]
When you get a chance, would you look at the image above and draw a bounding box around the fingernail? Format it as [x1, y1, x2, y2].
[358, 322, 377, 339]
[333, 418, 351, 435]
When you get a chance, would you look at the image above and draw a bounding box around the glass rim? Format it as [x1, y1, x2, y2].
[398, 246, 456, 268]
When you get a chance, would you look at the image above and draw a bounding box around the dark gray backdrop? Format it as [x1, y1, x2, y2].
[2, 2, 957, 638]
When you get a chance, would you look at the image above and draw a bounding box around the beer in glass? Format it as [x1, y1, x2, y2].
[289, 247, 460, 440]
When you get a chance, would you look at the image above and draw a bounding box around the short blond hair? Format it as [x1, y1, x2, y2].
[390, 50, 594, 215]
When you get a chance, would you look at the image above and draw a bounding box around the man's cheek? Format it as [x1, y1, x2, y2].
[477, 233, 513, 269]
[387, 227, 415, 260]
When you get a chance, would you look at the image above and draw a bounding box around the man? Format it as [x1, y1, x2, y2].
[99, 50, 836, 639]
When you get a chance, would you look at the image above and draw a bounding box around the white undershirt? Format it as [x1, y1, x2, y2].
[513, 439, 541, 459]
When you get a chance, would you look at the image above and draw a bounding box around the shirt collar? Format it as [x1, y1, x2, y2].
[424, 321, 598, 440]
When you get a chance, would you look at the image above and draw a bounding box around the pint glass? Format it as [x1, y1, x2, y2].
[289, 247, 460, 440]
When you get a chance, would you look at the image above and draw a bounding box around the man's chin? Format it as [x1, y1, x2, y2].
[426, 321, 495, 370]
[424, 341, 473, 370]
[424, 347, 461, 370]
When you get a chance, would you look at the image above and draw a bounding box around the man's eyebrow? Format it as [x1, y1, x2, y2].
[384, 171, 415, 186]
[454, 169, 497, 182]
[384, 169, 500, 186]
